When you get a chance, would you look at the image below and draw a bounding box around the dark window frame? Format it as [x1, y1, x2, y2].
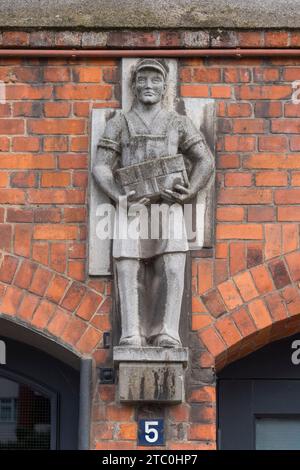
[218, 334, 300, 450]
[0, 366, 58, 449]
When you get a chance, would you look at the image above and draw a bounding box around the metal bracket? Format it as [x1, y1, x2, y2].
[103, 332, 111, 349]
[99, 367, 114, 384]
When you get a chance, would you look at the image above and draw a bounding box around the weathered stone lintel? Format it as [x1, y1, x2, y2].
[0, 1, 299, 30]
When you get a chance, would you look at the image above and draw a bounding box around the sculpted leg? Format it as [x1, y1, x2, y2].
[115, 258, 145, 347]
[151, 252, 186, 347]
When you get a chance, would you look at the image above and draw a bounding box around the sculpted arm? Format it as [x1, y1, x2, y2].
[185, 138, 215, 197]
[92, 113, 124, 203]
[164, 117, 215, 203]
[93, 147, 123, 203]
[92, 119, 150, 206]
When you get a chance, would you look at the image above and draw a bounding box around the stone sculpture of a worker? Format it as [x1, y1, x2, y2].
[93, 58, 214, 348]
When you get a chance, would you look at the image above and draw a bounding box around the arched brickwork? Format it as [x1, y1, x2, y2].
[192, 223, 300, 370]
[0, 251, 112, 357]
[187, 224, 300, 450]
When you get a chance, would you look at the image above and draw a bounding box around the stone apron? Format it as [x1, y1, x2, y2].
[112, 111, 189, 259]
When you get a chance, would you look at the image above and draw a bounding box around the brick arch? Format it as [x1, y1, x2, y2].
[187, 299, 300, 450]
[0, 251, 111, 357]
[192, 224, 300, 371]
[0, 314, 83, 366]
[200, 296, 300, 371]
[186, 230, 300, 448]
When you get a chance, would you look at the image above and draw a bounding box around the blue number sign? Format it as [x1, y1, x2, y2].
[138, 419, 164, 446]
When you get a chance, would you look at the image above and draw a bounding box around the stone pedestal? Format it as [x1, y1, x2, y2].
[113, 347, 188, 404]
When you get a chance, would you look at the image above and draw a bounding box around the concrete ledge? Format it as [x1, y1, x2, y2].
[113, 347, 189, 366]
[1, 0, 300, 29]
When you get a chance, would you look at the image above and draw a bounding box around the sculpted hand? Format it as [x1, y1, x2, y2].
[127, 190, 151, 211]
[162, 184, 195, 204]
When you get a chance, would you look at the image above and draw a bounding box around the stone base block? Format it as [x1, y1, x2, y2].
[114, 347, 188, 403]
[119, 363, 185, 403]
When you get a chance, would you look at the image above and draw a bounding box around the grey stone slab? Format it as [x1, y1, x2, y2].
[89, 58, 179, 276]
[88, 108, 112, 275]
[118, 362, 185, 403]
[89, 58, 178, 276]
[113, 346, 189, 365]
[182, 98, 216, 249]
[1, 0, 300, 29]
[89, 59, 215, 274]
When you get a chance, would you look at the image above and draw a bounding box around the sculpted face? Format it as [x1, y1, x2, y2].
[134, 68, 166, 105]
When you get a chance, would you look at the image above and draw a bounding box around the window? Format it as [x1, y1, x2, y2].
[218, 334, 300, 449]
[0, 333, 81, 450]
[256, 417, 300, 450]
[0, 398, 16, 423]
[0, 377, 52, 449]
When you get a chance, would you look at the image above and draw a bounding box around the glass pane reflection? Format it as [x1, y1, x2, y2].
[0, 376, 51, 449]
[256, 417, 300, 450]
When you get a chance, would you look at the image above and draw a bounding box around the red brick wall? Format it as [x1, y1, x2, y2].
[0, 56, 118, 448]
[1, 30, 300, 449]
[183, 55, 300, 449]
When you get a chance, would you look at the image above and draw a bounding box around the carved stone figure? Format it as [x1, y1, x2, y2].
[93, 58, 214, 348]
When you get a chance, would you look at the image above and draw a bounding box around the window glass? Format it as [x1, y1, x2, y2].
[256, 417, 300, 450]
[0, 376, 51, 449]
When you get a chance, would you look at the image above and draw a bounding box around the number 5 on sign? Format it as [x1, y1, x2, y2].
[138, 419, 164, 446]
